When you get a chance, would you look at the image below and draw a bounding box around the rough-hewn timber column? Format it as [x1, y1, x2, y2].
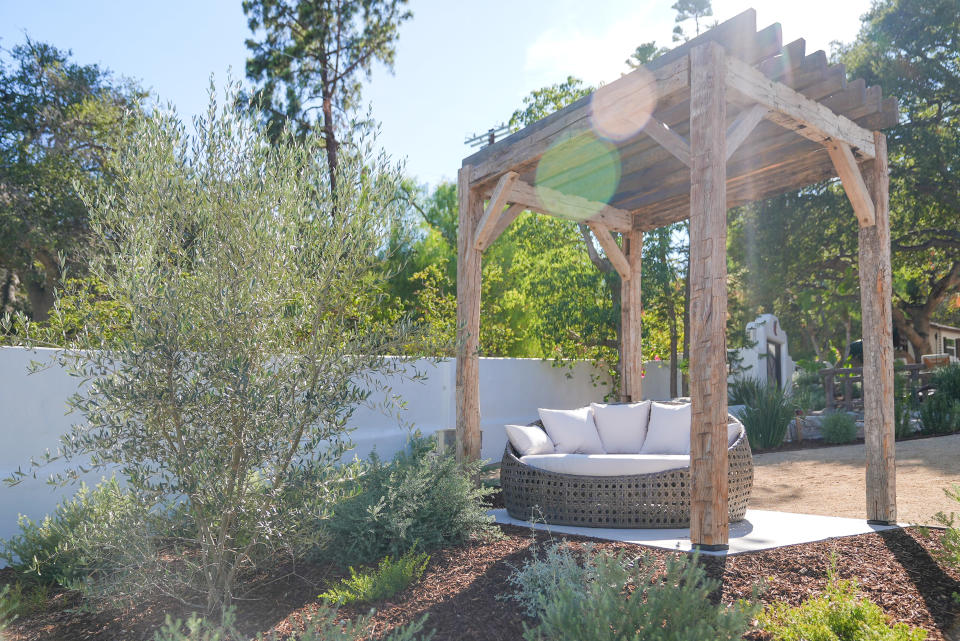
[859, 132, 896, 524]
[621, 230, 643, 401]
[456, 165, 483, 463]
[688, 41, 730, 550]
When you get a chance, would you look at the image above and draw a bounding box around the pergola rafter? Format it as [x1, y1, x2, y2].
[455, 8, 899, 549]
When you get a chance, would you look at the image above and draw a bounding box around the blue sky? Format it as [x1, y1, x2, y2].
[1, 0, 872, 188]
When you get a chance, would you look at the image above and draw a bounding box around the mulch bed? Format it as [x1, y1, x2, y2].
[3, 525, 959, 640]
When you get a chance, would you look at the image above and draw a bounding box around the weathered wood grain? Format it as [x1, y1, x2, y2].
[587, 222, 631, 280]
[826, 140, 876, 226]
[474, 171, 518, 251]
[688, 42, 730, 550]
[456, 166, 483, 463]
[859, 132, 896, 524]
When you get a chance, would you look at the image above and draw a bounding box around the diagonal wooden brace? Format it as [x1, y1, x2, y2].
[474, 171, 518, 251]
[586, 221, 631, 280]
[825, 140, 876, 227]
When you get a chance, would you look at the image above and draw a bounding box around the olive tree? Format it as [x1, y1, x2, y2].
[12, 82, 422, 615]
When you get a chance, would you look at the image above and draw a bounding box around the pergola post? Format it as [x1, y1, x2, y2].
[858, 132, 896, 524]
[688, 41, 730, 550]
[456, 165, 483, 463]
[620, 230, 644, 401]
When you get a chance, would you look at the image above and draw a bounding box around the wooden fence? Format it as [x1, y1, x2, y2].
[819, 363, 929, 411]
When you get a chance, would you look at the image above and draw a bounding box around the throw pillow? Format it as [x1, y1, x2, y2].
[538, 406, 605, 454]
[589, 401, 652, 453]
[505, 423, 555, 456]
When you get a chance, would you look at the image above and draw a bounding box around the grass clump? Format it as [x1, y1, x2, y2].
[819, 412, 858, 444]
[319, 548, 430, 606]
[0, 585, 18, 633]
[759, 566, 926, 640]
[326, 437, 497, 565]
[503, 540, 756, 640]
[735, 382, 795, 450]
[927, 484, 960, 604]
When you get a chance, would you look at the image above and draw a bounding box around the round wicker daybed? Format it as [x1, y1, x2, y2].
[501, 414, 754, 529]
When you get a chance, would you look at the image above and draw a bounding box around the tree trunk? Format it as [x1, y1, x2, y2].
[682, 263, 690, 396]
[890, 260, 960, 360]
[1, 270, 19, 317]
[668, 297, 679, 398]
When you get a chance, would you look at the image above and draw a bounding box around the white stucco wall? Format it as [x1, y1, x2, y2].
[0, 347, 610, 551]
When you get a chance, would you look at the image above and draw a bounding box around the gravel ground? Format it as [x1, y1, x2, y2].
[751, 434, 960, 525]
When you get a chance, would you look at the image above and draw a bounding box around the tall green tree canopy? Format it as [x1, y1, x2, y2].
[0, 38, 143, 320]
[243, 0, 411, 189]
[840, 0, 960, 358]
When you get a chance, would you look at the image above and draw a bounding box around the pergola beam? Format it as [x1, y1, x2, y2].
[474, 171, 519, 251]
[725, 104, 769, 160]
[642, 116, 691, 167]
[465, 55, 691, 188]
[825, 141, 876, 226]
[726, 55, 877, 158]
[586, 222, 631, 280]
[501, 179, 633, 232]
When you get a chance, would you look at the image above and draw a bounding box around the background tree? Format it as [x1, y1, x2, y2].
[729, 0, 960, 363]
[0, 38, 142, 321]
[243, 0, 411, 193]
[840, 0, 960, 358]
[671, 0, 714, 41]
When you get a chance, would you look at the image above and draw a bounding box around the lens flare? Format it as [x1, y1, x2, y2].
[534, 131, 621, 222]
[589, 67, 657, 141]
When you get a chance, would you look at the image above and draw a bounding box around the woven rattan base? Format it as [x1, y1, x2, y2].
[501, 417, 754, 529]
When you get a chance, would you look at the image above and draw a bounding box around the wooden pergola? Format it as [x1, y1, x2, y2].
[455, 10, 899, 549]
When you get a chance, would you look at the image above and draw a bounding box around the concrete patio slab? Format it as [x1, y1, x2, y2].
[489, 508, 900, 556]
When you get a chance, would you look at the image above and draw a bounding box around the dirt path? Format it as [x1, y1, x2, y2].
[751, 434, 960, 525]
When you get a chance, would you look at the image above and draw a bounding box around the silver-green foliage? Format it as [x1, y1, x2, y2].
[506, 542, 756, 641]
[0, 477, 148, 588]
[819, 412, 859, 444]
[499, 540, 603, 619]
[326, 437, 497, 565]
[10, 81, 422, 615]
[153, 607, 432, 641]
[319, 548, 430, 605]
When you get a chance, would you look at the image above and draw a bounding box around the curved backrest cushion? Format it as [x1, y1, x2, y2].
[639, 402, 692, 455]
[505, 423, 555, 456]
[727, 421, 743, 447]
[589, 401, 651, 453]
[538, 406, 605, 454]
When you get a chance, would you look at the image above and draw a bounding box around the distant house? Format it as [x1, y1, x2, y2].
[931, 322, 960, 360]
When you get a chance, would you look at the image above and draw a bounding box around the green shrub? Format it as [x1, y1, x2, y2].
[791, 368, 825, 412]
[320, 548, 430, 605]
[728, 377, 766, 406]
[931, 363, 960, 402]
[919, 393, 960, 435]
[517, 548, 756, 641]
[929, 484, 960, 604]
[894, 366, 917, 439]
[326, 437, 497, 565]
[819, 412, 858, 444]
[736, 384, 795, 450]
[0, 477, 147, 587]
[153, 607, 432, 641]
[500, 541, 604, 618]
[759, 570, 926, 640]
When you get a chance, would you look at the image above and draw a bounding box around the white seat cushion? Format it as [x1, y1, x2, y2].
[728, 421, 743, 446]
[505, 424, 555, 456]
[640, 402, 692, 455]
[538, 407, 605, 454]
[520, 453, 690, 477]
[590, 401, 651, 454]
